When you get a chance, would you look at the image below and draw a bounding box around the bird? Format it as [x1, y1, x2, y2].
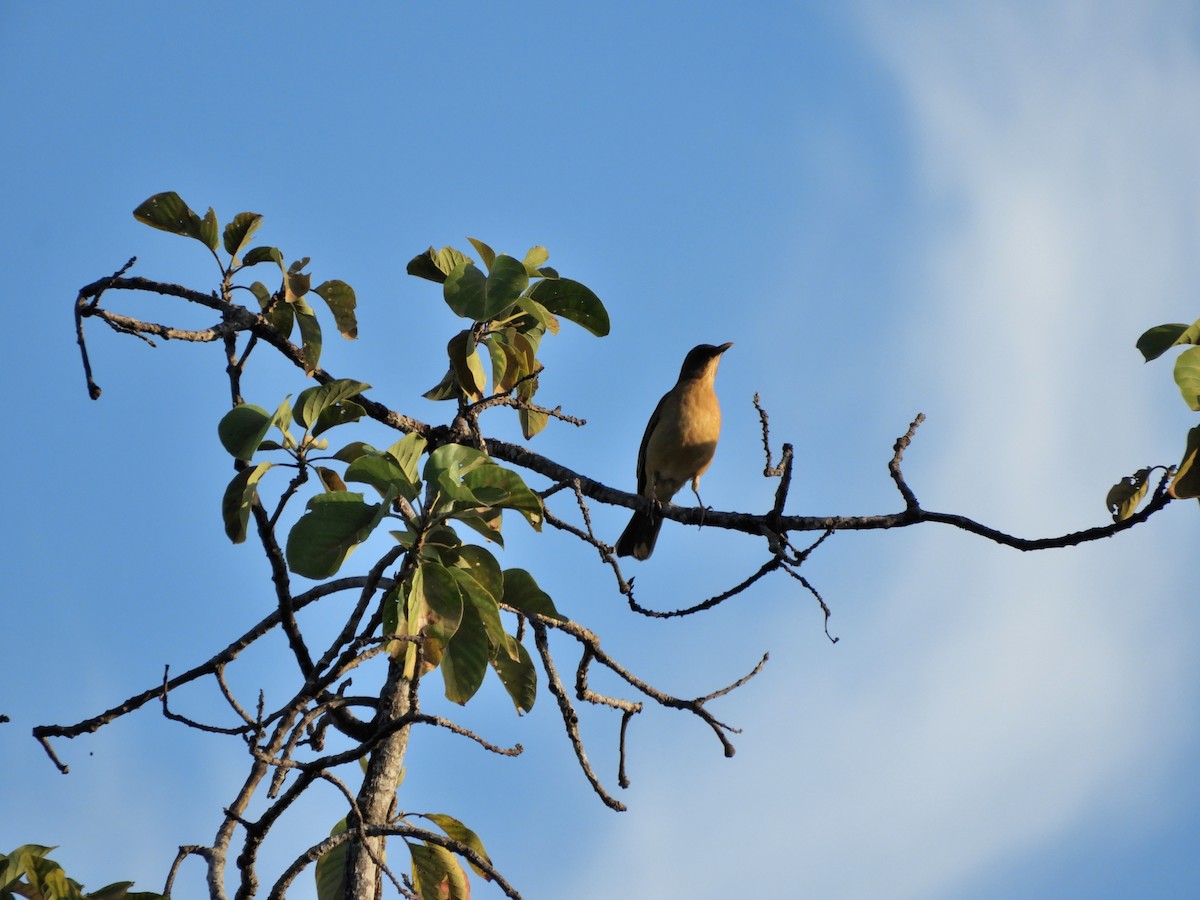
[615, 342, 732, 560]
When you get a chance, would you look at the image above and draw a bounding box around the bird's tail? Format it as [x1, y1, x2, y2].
[615, 509, 662, 560]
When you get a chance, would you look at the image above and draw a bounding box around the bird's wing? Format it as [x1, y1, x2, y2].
[635, 390, 671, 496]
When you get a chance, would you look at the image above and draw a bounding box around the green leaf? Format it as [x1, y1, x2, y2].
[408, 561, 464, 655]
[199, 207, 219, 251]
[312, 399, 365, 437]
[1136, 323, 1190, 361]
[450, 544, 503, 602]
[529, 277, 610, 336]
[409, 841, 470, 900]
[453, 510, 505, 546]
[332, 440, 376, 463]
[295, 300, 323, 374]
[444, 262, 487, 320]
[407, 247, 449, 283]
[315, 466, 348, 493]
[313, 819, 348, 900]
[440, 589, 490, 703]
[242, 245, 284, 269]
[462, 464, 543, 530]
[313, 280, 358, 340]
[502, 568, 563, 620]
[132, 192, 211, 247]
[522, 245, 550, 274]
[447, 330, 486, 401]
[451, 566, 516, 663]
[221, 462, 273, 543]
[1170, 425, 1200, 500]
[423, 813, 494, 879]
[345, 452, 420, 501]
[285, 491, 389, 579]
[422, 366, 460, 402]
[482, 254, 530, 320]
[423, 444, 493, 485]
[514, 295, 558, 335]
[467, 237, 496, 271]
[490, 637, 537, 713]
[223, 212, 264, 261]
[1105, 467, 1150, 522]
[294, 379, 371, 430]
[286, 269, 311, 302]
[218, 403, 273, 461]
[1173, 345, 1200, 410]
[387, 433, 428, 488]
[0, 845, 54, 891]
[252, 281, 294, 337]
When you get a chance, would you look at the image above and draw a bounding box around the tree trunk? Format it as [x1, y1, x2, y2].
[343, 658, 411, 899]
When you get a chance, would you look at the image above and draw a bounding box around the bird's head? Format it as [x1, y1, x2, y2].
[678, 341, 733, 382]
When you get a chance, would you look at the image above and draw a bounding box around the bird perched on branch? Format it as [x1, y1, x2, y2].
[615, 342, 732, 560]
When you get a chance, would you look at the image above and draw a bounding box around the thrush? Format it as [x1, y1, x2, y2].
[615, 342, 732, 560]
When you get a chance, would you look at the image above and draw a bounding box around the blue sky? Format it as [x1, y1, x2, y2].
[4, 2, 1200, 898]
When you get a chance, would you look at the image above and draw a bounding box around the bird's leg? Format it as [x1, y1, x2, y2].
[691, 482, 709, 527]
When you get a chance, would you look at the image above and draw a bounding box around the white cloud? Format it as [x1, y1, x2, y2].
[563, 5, 1200, 898]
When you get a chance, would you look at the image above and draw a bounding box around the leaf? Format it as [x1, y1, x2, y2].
[386, 433, 428, 487]
[218, 403, 273, 461]
[1170, 425, 1200, 500]
[332, 440, 376, 463]
[315, 466, 347, 492]
[423, 813, 494, 879]
[313, 399, 365, 437]
[440, 589, 490, 703]
[449, 544, 503, 604]
[409, 841, 470, 900]
[529, 277, 610, 336]
[285, 491, 389, 579]
[132, 192, 211, 247]
[223, 212, 264, 261]
[444, 262, 487, 320]
[522, 245, 549, 275]
[313, 280, 359, 340]
[407, 247, 450, 283]
[313, 819, 348, 900]
[481, 254, 530, 321]
[1137, 323, 1190, 361]
[294, 379, 372, 430]
[447, 330, 486, 401]
[242, 246, 284, 269]
[286, 269, 311, 302]
[1174, 345, 1200, 410]
[423, 366, 461, 402]
[221, 462, 273, 543]
[519, 408, 548, 440]
[295, 301, 323, 374]
[345, 452, 420, 501]
[1105, 467, 1150, 521]
[199, 207, 219, 251]
[461, 464, 543, 530]
[513, 295, 557, 335]
[502, 568, 563, 620]
[406, 562, 464, 670]
[451, 567, 516, 663]
[490, 638, 537, 713]
[467, 237, 497, 271]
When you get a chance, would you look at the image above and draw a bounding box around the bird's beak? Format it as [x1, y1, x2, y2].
[717, 342, 733, 353]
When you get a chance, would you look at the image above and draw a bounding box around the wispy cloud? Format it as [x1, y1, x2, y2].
[566, 5, 1200, 897]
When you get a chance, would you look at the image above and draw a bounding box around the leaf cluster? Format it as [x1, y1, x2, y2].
[0, 846, 162, 900]
[1123, 318, 1200, 509]
[217, 379, 563, 710]
[134, 192, 356, 373]
[408, 238, 609, 438]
